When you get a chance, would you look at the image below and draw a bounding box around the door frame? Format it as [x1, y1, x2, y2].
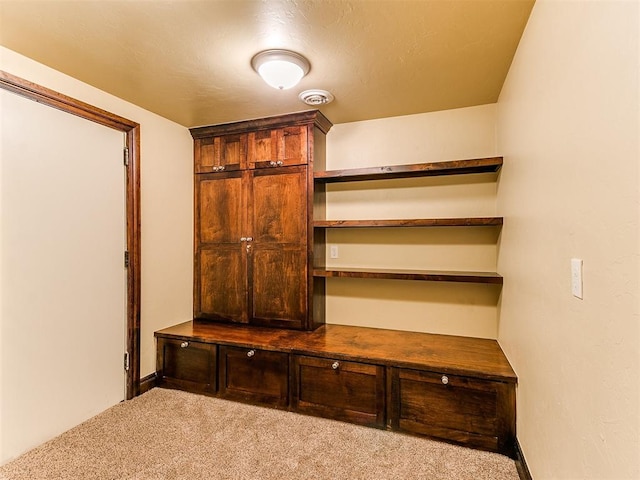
[0, 70, 141, 399]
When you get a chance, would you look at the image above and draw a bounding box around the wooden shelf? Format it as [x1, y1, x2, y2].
[313, 267, 503, 285]
[314, 217, 503, 228]
[314, 157, 502, 183]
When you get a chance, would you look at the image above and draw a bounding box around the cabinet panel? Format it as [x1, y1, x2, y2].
[197, 246, 247, 322]
[251, 167, 307, 244]
[292, 355, 385, 427]
[392, 368, 515, 453]
[247, 129, 277, 168]
[251, 246, 306, 327]
[195, 134, 247, 173]
[219, 346, 289, 408]
[156, 337, 216, 394]
[248, 126, 308, 168]
[197, 173, 245, 244]
[195, 137, 216, 173]
[218, 134, 247, 170]
[278, 126, 307, 166]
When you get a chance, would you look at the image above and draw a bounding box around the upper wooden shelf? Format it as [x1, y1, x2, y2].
[314, 157, 503, 183]
[314, 217, 503, 228]
[313, 267, 503, 285]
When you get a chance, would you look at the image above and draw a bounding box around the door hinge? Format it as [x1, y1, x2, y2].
[124, 147, 129, 166]
[124, 351, 130, 371]
[124, 250, 130, 268]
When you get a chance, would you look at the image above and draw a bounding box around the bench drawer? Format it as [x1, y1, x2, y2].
[292, 355, 385, 427]
[156, 337, 216, 394]
[391, 368, 515, 454]
[219, 346, 289, 408]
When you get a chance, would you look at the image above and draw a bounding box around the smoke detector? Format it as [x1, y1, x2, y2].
[299, 89, 334, 106]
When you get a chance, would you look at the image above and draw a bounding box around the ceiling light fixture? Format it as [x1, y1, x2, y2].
[251, 49, 310, 90]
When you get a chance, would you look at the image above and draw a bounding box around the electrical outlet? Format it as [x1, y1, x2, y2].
[571, 258, 583, 299]
[330, 245, 339, 259]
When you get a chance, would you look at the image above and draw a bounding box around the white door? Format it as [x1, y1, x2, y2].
[0, 88, 127, 462]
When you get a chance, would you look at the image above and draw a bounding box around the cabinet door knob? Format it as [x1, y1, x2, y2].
[269, 161, 277, 167]
[441, 375, 449, 385]
[212, 166, 219, 172]
[332, 361, 340, 370]
[247, 349, 256, 358]
[246, 237, 253, 242]
[276, 160, 284, 166]
[240, 237, 247, 242]
[218, 165, 225, 171]
[180, 341, 189, 348]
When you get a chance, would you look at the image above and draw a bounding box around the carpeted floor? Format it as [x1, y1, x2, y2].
[0, 388, 520, 480]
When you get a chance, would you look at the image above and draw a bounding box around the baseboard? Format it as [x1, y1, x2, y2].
[139, 372, 158, 395]
[514, 438, 533, 480]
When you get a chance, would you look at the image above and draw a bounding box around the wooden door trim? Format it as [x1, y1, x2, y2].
[0, 70, 141, 400]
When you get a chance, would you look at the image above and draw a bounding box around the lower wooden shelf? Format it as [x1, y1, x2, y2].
[155, 321, 517, 457]
[313, 267, 503, 284]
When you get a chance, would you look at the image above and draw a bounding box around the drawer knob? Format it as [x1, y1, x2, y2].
[180, 341, 189, 348]
[441, 375, 449, 385]
[332, 361, 340, 370]
[247, 349, 256, 358]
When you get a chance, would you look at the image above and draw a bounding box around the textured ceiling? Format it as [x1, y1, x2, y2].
[0, 0, 534, 127]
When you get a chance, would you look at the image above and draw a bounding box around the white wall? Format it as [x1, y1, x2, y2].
[0, 47, 193, 432]
[325, 105, 501, 338]
[496, 1, 639, 479]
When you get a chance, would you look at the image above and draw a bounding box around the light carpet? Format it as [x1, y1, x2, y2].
[0, 387, 519, 480]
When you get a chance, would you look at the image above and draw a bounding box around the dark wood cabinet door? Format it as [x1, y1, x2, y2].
[391, 368, 515, 455]
[277, 125, 307, 166]
[251, 246, 307, 327]
[194, 134, 246, 173]
[219, 346, 289, 408]
[292, 355, 385, 427]
[156, 337, 217, 394]
[247, 129, 277, 168]
[248, 126, 308, 168]
[218, 133, 247, 170]
[195, 173, 248, 322]
[194, 137, 216, 173]
[197, 173, 245, 244]
[197, 246, 247, 322]
[251, 166, 307, 244]
[249, 167, 308, 328]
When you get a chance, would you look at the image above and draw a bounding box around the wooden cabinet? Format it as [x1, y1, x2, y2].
[219, 346, 289, 408]
[190, 111, 331, 330]
[176, 113, 518, 458]
[156, 337, 216, 394]
[292, 355, 385, 427]
[390, 368, 515, 456]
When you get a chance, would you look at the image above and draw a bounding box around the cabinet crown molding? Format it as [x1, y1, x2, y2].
[190, 110, 333, 138]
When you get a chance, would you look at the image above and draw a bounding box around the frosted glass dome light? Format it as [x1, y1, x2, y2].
[251, 50, 310, 90]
